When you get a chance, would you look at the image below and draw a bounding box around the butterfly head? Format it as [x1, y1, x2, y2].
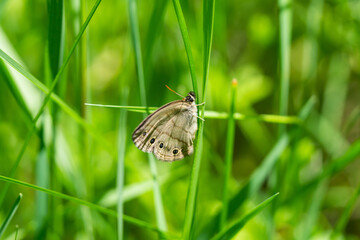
[185, 91, 196, 103]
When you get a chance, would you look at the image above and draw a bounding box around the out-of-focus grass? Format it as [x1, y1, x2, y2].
[220, 79, 237, 228]
[128, 0, 167, 233]
[0, 0, 359, 239]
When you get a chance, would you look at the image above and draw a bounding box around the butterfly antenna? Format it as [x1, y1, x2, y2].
[165, 85, 186, 99]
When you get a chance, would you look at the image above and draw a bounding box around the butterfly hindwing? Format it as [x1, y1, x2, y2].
[153, 109, 197, 161]
[132, 91, 198, 161]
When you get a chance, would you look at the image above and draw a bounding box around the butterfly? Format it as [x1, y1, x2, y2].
[132, 89, 202, 161]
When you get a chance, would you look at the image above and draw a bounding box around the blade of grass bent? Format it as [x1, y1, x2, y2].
[0, 50, 104, 144]
[0, 0, 102, 207]
[212, 193, 279, 240]
[220, 79, 237, 229]
[128, 0, 167, 232]
[0, 175, 174, 236]
[0, 193, 22, 238]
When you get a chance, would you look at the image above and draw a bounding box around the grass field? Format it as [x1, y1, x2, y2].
[0, 0, 360, 239]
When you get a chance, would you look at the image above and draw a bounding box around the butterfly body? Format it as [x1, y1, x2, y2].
[132, 92, 198, 161]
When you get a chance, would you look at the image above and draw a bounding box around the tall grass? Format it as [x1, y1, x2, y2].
[0, 0, 359, 239]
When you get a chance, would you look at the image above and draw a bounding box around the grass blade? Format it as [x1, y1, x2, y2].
[86, 103, 301, 124]
[301, 0, 324, 95]
[182, 0, 215, 239]
[277, 0, 292, 135]
[117, 88, 128, 240]
[34, 149, 50, 237]
[0, 59, 33, 124]
[211, 193, 279, 240]
[0, 193, 22, 238]
[298, 181, 327, 240]
[127, 0, 167, 232]
[47, 0, 63, 78]
[322, 54, 349, 128]
[220, 79, 237, 228]
[144, 0, 168, 74]
[172, 0, 198, 96]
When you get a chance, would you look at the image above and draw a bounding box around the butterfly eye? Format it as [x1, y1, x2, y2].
[159, 143, 164, 148]
[150, 138, 155, 144]
[173, 149, 179, 155]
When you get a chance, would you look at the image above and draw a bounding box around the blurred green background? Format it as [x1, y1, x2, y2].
[0, 0, 360, 239]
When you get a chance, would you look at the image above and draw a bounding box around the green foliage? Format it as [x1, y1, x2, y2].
[0, 0, 359, 239]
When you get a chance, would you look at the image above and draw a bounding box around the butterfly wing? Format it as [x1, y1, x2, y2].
[132, 100, 185, 153]
[132, 100, 197, 161]
[153, 104, 198, 161]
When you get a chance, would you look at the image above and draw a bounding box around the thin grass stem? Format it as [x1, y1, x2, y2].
[127, 0, 167, 232]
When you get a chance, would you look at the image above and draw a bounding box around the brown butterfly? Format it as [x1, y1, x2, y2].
[132, 89, 202, 161]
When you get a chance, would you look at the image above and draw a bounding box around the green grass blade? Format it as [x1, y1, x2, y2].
[211, 193, 279, 240]
[144, 0, 168, 74]
[322, 54, 349, 128]
[0, 59, 33, 124]
[34, 149, 50, 237]
[220, 79, 237, 228]
[202, 0, 215, 100]
[117, 88, 128, 240]
[86, 103, 301, 124]
[0, 193, 22, 238]
[182, 0, 215, 239]
[333, 181, 360, 236]
[172, 0, 198, 96]
[0, 175, 176, 236]
[301, 0, 324, 93]
[128, 0, 146, 108]
[0, 0, 102, 207]
[127, 0, 167, 232]
[47, 0, 63, 78]
[277, 0, 292, 135]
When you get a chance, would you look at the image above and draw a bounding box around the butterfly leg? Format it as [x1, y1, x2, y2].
[195, 102, 205, 106]
[193, 114, 205, 121]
